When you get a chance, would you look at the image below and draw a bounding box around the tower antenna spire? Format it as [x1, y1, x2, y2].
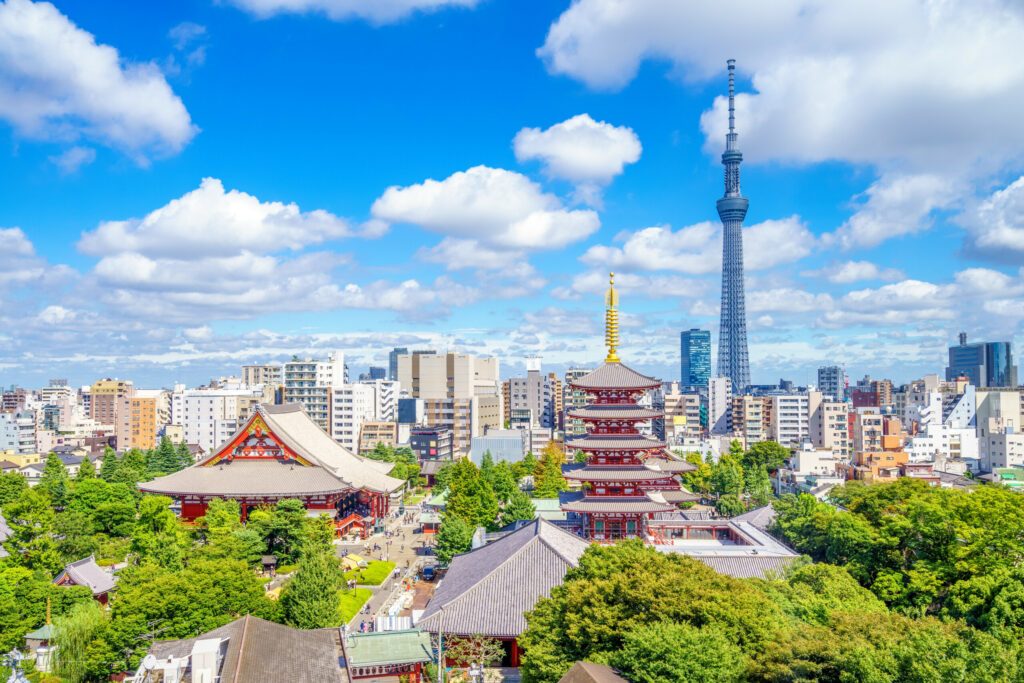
[604, 272, 620, 363]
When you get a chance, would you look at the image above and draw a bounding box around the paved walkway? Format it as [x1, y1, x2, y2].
[337, 507, 435, 630]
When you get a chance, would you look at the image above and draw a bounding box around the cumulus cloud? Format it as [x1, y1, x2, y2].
[552, 270, 707, 300]
[822, 174, 958, 250]
[580, 216, 812, 274]
[0, 0, 196, 160]
[372, 165, 600, 250]
[514, 114, 641, 204]
[49, 146, 96, 174]
[226, 0, 478, 24]
[805, 260, 904, 284]
[37, 305, 75, 324]
[959, 176, 1024, 257]
[79, 178, 352, 258]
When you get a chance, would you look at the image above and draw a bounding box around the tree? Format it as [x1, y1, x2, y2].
[479, 451, 495, 484]
[248, 499, 308, 564]
[0, 471, 28, 507]
[38, 452, 70, 508]
[500, 490, 536, 528]
[148, 436, 180, 475]
[610, 622, 746, 683]
[175, 441, 194, 469]
[512, 451, 537, 480]
[2, 488, 62, 573]
[532, 443, 567, 498]
[0, 565, 92, 652]
[435, 514, 474, 565]
[489, 461, 519, 503]
[445, 477, 499, 530]
[99, 447, 119, 482]
[715, 494, 745, 518]
[744, 464, 773, 508]
[744, 440, 790, 473]
[281, 549, 345, 628]
[53, 601, 108, 683]
[55, 509, 100, 562]
[75, 456, 96, 482]
[710, 451, 744, 498]
[445, 634, 505, 668]
[680, 451, 712, 495]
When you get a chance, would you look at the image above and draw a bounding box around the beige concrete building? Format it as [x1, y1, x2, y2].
[663, 383, 701, 442]
[809, 390, 850, 458]
[730, 395, 771, 443]
[128, 390, 169, 451]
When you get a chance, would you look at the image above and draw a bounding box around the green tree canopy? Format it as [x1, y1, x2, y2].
[281, 549, 345, 629]
[499, 490, 536, 528]
[435, 513, 474, 565]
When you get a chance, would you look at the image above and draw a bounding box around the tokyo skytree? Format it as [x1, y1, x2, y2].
[716, 59, 751, 392]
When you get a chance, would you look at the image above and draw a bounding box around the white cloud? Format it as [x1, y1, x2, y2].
[580, 216, 812, 274]
[372, 165, 600, 250]
[417, 238, 516, 270]
[226, 0, 478, 24]
[822, 174, 958, 250]
[552, 270, 706, 300]
[806, 260, 904, 284]
[542, 0, 1024, 175]
[168, 22, 206, 50]
[0, 227, 34, 257]
[959, 176, 1024, 256]
[183, 325, 213, 341]
[79, 178, 352, 258]
[747, 288, 833, 314]
[0, 0, 196, 160]
[49, 146, 96, 174]
[37, 305, 75, 324]
[513, 114, 641, 204]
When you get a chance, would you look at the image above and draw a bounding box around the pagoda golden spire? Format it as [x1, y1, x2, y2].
[604, 272, 620, 363]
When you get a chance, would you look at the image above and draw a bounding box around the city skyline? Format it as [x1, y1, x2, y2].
[3, 1, 1024, 388]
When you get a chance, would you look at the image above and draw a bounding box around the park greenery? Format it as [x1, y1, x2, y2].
[433, 445, 566, 564]
[364, 442, 422, 488]
[679, 439, 787, 517]
[519, 539, 1023, 683]
[0, 440, 368, 682]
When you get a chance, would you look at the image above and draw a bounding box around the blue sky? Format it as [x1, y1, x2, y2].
[2, 0, 1024, 389]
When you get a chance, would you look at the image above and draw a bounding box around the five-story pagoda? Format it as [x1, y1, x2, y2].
[561, 274, 695, 541]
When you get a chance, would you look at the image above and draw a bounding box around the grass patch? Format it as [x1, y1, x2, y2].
[345, 560, 396, 586]
[276, 563, 299, 575]
[338, 587, 373, 623]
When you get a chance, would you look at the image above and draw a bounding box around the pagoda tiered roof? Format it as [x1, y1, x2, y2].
[563, 465, 677, 482]
[566, 405, 663, 420]
[644, 457, 698, 474]
[570, 362, 661, 390]
[566, 434, 667, 451]
[560, 491, 675, 514]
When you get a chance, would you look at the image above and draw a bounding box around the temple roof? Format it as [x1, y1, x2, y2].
[644, 457, 698, 473]
[566, 405, 662, 420]
[563, 465, 676, 482]
[139, 460, 352, 498]
[417, 518, 589, 638]
[566, 435, 666, 451]
[54, 555, 116, 596]
[659, 489, 702, 503]
[570, 362, 661, 390]
[559, 492, 675, 514]
[142, 404, 404, 497]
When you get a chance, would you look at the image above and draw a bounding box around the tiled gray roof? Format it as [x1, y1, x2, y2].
[660, 489, 701, 503]
[417, 518, 589, 638]
[559, 492, 675, 514]
[691, 555, 798, 580]
[559, 662, 630, 683]
[566, 435, 666, 451]
[148, 615, 348, 683]
[563, 465, 676, 482]
[644, 457, 697, 473]
[731, 505, 777, 531]
[570, 363, 661, 390]
[567, 406, 662, 420]
[139, 460, 351, 497]
[55, 556, 116, 595]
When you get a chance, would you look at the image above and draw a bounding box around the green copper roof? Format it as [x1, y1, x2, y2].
[346, 629, 432, 667]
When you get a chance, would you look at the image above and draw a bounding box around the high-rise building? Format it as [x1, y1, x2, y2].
[397, 351, 501, 454]
[241, 364, 282, 388]
[708, 376, 733, 436]
[716, 59, 751, 392]
[770, 394, 810, 447]
[562, 368, 593, 435]
[730, 395, 771, 443]
[506, 357, 558, 429]
[367, 367, 386, 381]
[946, 333, 1018, 388]
[817, 366, 847, 402]
[90, 379, 134, 449]
[330, 383, 377, 452]
[680, 329, 712, 393]
[169, 383, 273, 453]
[282, 351, 347, 431]
[129, 390, 169, 451]
[809, 390, 850, 458]
[388, 347, 409, 382]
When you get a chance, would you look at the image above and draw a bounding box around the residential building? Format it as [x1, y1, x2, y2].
[329, 383, 376, 452]
[980, 418, 1024, 470]
[0, 411, 36, 454]
[128, 390, 168, 451]
[240, 364, 282, 388]
[357, 421, 398, 455]
[662, 382, 702, 443]
[770, 394, 810, 447]
[397, 351, 502, 454]
[680, 328, 712, 393]
[1, 387, 28, 413]
[359, 379, 399, 422]
[709, 376, 733, 435]
[89, 379, 134, 448]
[169, 383, 272, 453]
[947, 332, 1018, 388]
[808, 390, 850, 458]
[777, 445, 846, 496]
[282, 351, 347, 431]
[562, 367, 592, 435]
[730, 395, 771, 443]
[816, 365, 846, 402]
[409, 427, 453, 461]
[506, 357, 558, 429]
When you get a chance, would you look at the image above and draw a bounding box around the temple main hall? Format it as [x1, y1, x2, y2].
[140, 403, 405, 536]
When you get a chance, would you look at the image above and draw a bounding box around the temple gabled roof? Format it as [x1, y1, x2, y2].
[54, 556, 116, 596]
[570, 362, 661, 390]
[566, 435, 667, 451]
[567, 405, 663, 420]
[559, 491, 676, 514]
[563, 465, 676, 482]
[417, 518, 589, 638]
[141, 404, 404, 498]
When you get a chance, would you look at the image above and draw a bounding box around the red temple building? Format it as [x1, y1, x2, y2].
[561, 273, 696, 541]
[140, 404, 405, 536]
